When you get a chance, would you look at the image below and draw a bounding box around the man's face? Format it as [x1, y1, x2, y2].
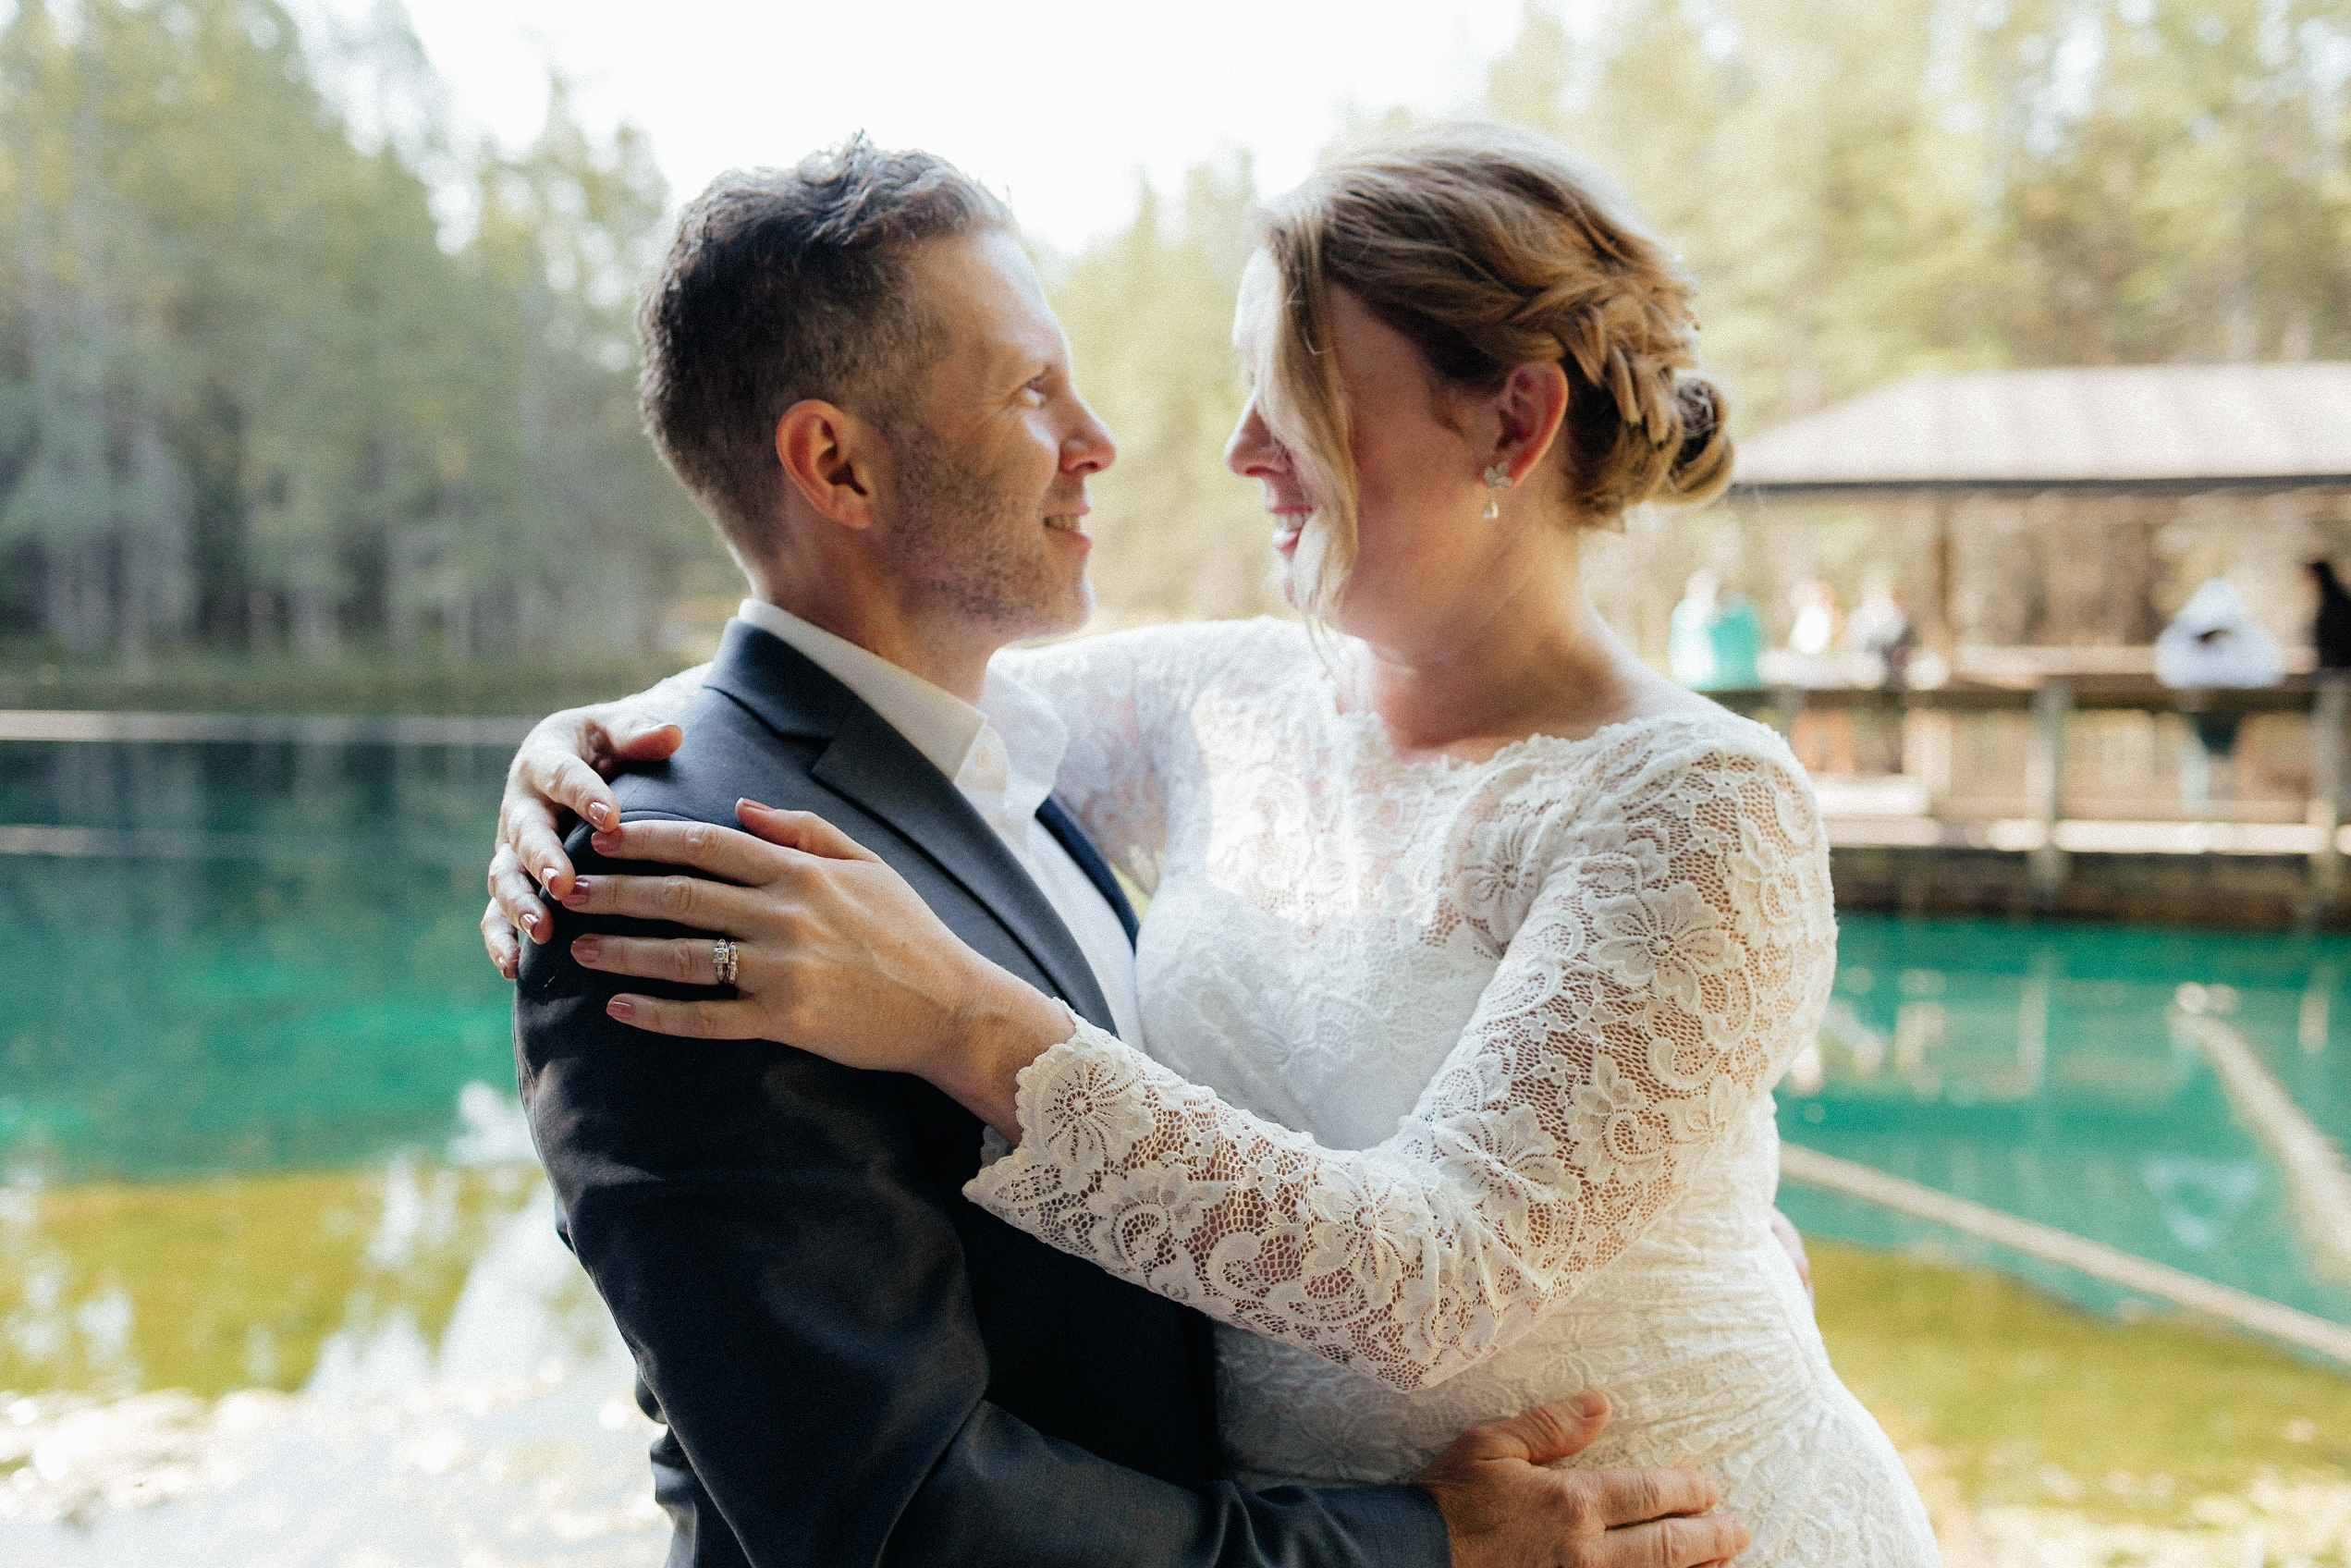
[876, 229, 1115, 643]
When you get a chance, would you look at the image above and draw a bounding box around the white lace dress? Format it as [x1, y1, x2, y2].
[976, 619, 1940, 1565]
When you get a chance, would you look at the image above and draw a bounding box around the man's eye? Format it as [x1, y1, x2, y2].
[1023, 378, 1049, 404]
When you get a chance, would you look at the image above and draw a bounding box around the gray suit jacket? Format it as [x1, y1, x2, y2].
[514, 619, 1450, 1568]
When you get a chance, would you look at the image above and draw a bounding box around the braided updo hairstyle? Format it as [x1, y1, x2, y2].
[1251, 124, 1732, 620]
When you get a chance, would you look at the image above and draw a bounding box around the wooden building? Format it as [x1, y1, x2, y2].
[1727, 361, 2351, 668]
[1706, 363, 2351, 926]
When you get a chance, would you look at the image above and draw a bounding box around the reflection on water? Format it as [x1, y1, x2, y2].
[2, 738, 518, 1181]
[1780, 913, 2351, 1328]
[0, 1158, 661, 1563]
[1, 735, 612, 1403]
[2, 732, 673, 1559]
[0, 1094, 614, 1399]
[0, 1077, 657, 1560]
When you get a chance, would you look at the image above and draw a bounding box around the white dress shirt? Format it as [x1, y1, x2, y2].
[734, 599, 1145, 1047]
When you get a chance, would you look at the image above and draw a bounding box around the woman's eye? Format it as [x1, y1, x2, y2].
[1023, 379, 1049, 404]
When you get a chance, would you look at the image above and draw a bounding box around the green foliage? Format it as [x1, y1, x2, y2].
[0, 0, 716, 665]
[1985, 0, 2351, 367]
[1488, 0, 2351, 427]
[7, 1, 2347, 652]
[1047, 0, 2351, 630]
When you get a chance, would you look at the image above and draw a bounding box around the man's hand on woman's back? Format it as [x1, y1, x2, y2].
[1415, 1391, 1747, 1568]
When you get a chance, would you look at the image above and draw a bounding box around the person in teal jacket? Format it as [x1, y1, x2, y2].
[1669, 570, 1761, 690]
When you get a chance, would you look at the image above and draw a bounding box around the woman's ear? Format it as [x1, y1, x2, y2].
[1489, 361, 1571, 485]
[775, 399, 884, 531]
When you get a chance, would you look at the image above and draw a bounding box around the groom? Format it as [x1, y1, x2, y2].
[500, 139, 1751, 1568]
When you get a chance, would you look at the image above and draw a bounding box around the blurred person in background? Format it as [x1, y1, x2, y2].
[1786, 576, 1839, 677]
[1779, 577, 1855, 775]
[1842, 570, 1914, 691]
[490, 125, 1937, 1566]
[1840, 570, 1915, 774]
[2156, 577, 2283, 804]
[1668, 569, 1720, 685]
[1668, 568, 1763, 690]
[2309, 558, 2351, 674]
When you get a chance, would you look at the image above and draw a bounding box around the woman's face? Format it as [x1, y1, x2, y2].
[1224, 252, 1552, 649]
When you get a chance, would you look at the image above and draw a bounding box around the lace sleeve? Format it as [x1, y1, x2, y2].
[963, 740, 1837, 1392]
[1000, 619, 1282, 894]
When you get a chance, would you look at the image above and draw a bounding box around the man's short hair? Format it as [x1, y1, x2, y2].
[638, 137, 1012, 552]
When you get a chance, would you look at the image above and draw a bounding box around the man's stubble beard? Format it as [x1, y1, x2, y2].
[881, 423, 1092, 640]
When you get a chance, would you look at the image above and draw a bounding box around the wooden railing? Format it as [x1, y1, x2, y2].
[1708, 675, 2351, 912]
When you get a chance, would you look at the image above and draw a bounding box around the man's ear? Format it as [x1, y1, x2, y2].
[775, 399, 885, 530]
[1488, 361, 1571, 485]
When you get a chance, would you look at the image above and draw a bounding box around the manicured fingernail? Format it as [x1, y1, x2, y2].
[573, 936, 601, 962]
[562, 878, 592, 908]
[524, 904, 548, 937]
[606, 996, 634, 1021]
[586, 802, 612, 828]
[591, 829, 622, 852]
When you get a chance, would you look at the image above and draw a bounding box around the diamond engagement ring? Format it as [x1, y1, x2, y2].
[711, 937, 739, 988]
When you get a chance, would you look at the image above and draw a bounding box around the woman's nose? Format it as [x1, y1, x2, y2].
[1224, 401, 1284, 478]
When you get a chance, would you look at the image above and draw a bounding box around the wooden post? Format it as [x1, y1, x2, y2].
[2027, 680, 2072, 907]
[2016, 943, 2055, 1093]
[2307, 675, 2349, 920]
[1932, 498, 1955, 658]
[1902, 701, 1954, 813]
[1772, 684, 1806, 742]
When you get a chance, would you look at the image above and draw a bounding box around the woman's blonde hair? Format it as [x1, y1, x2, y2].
[1250, 123, 1733, 620]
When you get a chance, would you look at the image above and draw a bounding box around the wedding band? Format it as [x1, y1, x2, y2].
[711, 938, 739, 988]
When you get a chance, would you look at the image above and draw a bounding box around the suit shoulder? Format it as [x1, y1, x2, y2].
[607, 684, 807, 824]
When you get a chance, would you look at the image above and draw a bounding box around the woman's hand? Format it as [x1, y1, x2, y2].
[563, 801, 1072, 1136]
[482, 702, 686, 978]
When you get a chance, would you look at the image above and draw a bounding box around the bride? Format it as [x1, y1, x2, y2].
[487, 126, 1938, 1564]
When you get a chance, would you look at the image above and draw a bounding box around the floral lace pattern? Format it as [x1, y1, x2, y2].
[977, 619, 1940, 1565]
[976, 628, 1835, 1391]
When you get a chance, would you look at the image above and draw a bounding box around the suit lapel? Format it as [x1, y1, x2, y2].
[703, 620, 1118, 1033]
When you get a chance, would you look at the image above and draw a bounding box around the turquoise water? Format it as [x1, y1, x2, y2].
[1779, 913, 2351, 1328]
[2, 738, 516, 1180]
[6, 736, 2350, 1342]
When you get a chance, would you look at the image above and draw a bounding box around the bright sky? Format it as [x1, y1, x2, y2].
[362, 0, 1570, 253]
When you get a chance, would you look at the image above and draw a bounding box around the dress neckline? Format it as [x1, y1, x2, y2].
[1304, 634, 1733, 778]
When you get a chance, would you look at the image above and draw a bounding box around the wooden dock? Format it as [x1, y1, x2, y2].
[1714, 674, 2351, 925]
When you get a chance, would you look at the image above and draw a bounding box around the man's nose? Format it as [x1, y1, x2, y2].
[1064, 400, 1116, 475]
[1224, 401, 1282, 478]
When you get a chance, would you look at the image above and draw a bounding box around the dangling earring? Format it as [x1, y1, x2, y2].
[1482, 463, 1512, 521]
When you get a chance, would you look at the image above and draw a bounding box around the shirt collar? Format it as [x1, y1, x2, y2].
[733, 599, 1067, 808]
[975, 662, 1068, 823]
[736, 599, 982, 781]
